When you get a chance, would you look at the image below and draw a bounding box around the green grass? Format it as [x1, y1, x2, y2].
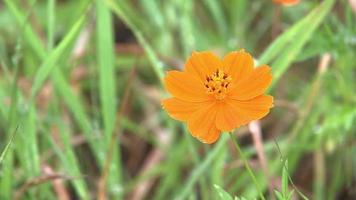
[0, 0, 355, 199]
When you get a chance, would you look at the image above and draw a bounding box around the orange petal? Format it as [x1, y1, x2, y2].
[228, 65, 272, 100]
[161, 98, 213, 121]
[164, 70, 208, 102]
[215, 102, 250, 131]
[200, 126, 221, 144]
[273, 0, 300, 6]
[185, 51, 223, 81]
[225, 95, 274, 127]
[187, 103, 221, 144]
[222, 50, 254, 83]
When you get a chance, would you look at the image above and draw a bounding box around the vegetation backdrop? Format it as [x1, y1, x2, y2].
[0, 0, 355, 199]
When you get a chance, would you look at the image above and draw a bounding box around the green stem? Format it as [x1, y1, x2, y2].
[229, 133, 265, 200]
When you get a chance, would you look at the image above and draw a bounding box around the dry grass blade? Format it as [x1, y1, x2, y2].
[129, 129, 170, 200]
[97, 63, 137, 200]
[349, 0, 356, 13]
[249, 120, 274, 199]
[14, 173, 70, 200]
[42, 165, 70, 200]
[288, 53, 331, 141]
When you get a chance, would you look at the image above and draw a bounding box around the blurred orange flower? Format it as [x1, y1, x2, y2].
[273, 0, 300, 6]
[161, 50, 273, 144]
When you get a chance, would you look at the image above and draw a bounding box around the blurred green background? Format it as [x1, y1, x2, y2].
[0, 0, 355, 199]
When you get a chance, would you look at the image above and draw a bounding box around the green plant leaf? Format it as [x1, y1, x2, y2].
[214, 184, 233, 200]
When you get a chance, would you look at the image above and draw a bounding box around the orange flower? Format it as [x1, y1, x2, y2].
[273, 0, 300, 6]
[161, 50, 273, 144]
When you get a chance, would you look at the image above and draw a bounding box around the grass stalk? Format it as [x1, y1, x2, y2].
[229, 133, 265, 200]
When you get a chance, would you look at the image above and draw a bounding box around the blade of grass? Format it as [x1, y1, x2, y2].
[138, 0, 173, 54]
[173, 135, 228, 200]
[47, 0, 55, 51]
[21, 107, 40, 174]
[4, 0, 44, 60]
[152, 136, 189, 200]
[258, 0, 336, 90]
[185, 131, 210, 200]
[44, 1, 89, 197]
[203, 0, 228, 40]
[50, 68, 99, 149]
[0, 124, 18, 199]
[178, 0, 195, 56]
[5, 1, 102, 198]
[7, 0, 92, 174]
[0, 126, 17, 165]
[97, 64, 136, 200]
[97, 0, 118, 147]
[229, 133, 265, 200]
[4, 0, 43, 197]
[30, 12, 87, 99]
[104, 0, 165, 83]
[210, 144, 228, 199]
[0, 150, 14, 200]
[43, 121, 89, 199]
[96, 1, 122, 198]
[0, 3, 28, 197]
[5, 0, 99, 154]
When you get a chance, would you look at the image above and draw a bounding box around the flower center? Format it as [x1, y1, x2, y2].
[204, 69, 232, 100]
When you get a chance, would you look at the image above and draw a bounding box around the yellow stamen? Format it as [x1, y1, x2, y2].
[204, 69, 232, 100]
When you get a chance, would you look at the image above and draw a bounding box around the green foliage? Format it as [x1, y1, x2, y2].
[0, 0, 355, 199]
[214, 184, 235, 200]
[274, 161, 298, 200]
[0, 126, 17, 165]
[214, 184, 248, 200]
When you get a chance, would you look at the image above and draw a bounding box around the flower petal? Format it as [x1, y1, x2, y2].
[222, 50, 254, 83]
[215, 102, 250, 131]
[226, 95, 273, 127]
[273, 0, 300, 6]
[187, 103, 221, 144]
[164, 70, 209, 102]
[215, 95, 273, 130]
[228, 65, 272, 100]
[200, 126, 221, 144]
[185, 51, 223, 81]
[161, 98, 213, 121]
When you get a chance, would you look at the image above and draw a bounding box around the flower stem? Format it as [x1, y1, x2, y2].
[229, 133, 266, 200]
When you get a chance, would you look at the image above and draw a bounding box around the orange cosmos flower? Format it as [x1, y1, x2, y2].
[273, 0, 300, 6]
[161, 50, 273, 144]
